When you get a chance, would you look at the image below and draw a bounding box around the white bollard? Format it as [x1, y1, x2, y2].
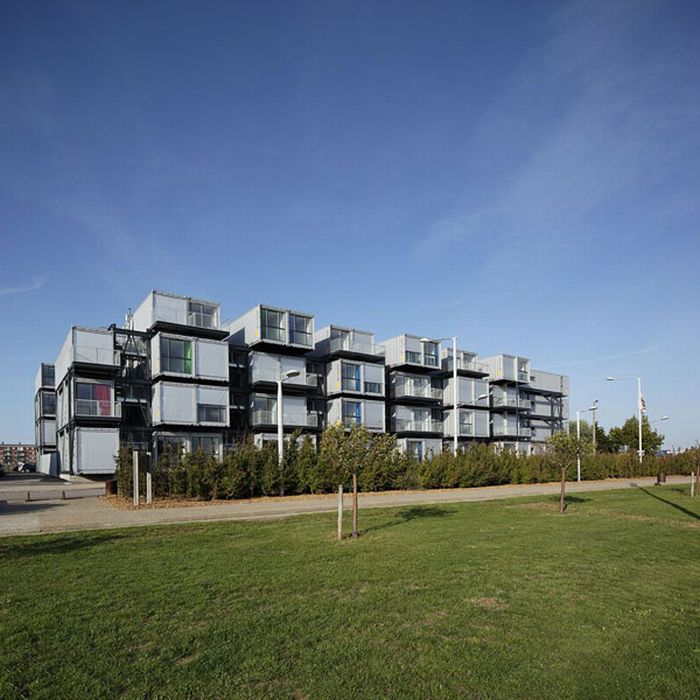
[146, 470, 153, 505]
[133, 450, 140, 508]
[691, 473, 695, 498]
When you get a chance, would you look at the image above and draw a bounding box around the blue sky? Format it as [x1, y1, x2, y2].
[1, 0, 699, 448]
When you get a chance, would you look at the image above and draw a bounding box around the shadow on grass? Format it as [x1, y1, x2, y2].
[636, 488, 699, 521]
[362, 506, 454, 534]
[0, 531, 131, 559]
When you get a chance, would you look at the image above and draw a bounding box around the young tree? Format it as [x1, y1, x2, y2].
[547, 433, 593, 513]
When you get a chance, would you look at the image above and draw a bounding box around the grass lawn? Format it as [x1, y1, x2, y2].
[1, 486, 698, 699]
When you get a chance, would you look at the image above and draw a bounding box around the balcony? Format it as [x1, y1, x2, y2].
[394, 384, 442, 400]
[330, 336, 385, 357]
[251, 410, 318, 427]
[187, 311, 217, 329]
[250, 368, 320, 387]
[73, 347, 121, 367]
[393, 417, 443, 433]
[74, 399, 121, 418]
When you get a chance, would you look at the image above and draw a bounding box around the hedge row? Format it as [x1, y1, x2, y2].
[115, 431, 700, 502]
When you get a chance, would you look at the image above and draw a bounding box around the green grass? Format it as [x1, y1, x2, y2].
[1, 486, 699, 699]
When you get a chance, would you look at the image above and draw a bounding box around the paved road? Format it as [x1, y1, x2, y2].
[0, 475, 691, 537]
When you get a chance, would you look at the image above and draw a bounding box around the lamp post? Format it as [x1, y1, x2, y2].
[277, 363, 300, 495]
[575, 403, 598, 482]
[607, 376, 644, 463]
[585, 399, 599, 449]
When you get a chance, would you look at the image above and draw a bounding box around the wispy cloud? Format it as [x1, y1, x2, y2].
[541, 348, 658, 370]
[0, 276, 46, 296]
[414, 0, 700, 261]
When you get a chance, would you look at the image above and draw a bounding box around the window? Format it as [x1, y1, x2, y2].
[289, 314, 312, 346]
[161, 337, 192, 374]
[42, 366, 55, 386]
[252, 395, 276, 425]
[407, 440, 424, 462]
[188, 302, 216, 328]
[156, 435, 187, 460]
[364, 381, 382, 394]
[41, 393, 56, 415]
[75, 382, 112, 415]
[342, 400, 361, 427]
[423, 342, 439, 367]
[341, 362, 361, 391]
[191, 435, 222, 455]
[406, 351, 421, 364]
[261, 308, 286, 342]
[197, 404, 226, 423]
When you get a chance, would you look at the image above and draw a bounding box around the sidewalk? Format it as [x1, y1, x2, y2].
[0, 475, 691, 537]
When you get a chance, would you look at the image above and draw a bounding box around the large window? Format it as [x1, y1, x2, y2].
[252, 395, 276, 425]
[407, 440, 424, 462]
[289, 314, 312, 346]
[42, 365, 55, 387]
[75, 382, 112, 415]
[261, 308, 285, 342]
[364, 381, 382, 394]
[406, 350, 421, 364]
[341, 362, 361, 391]
[197, 404, 226, 423]
[161, 337, 192, 374]
[342, 400, 361, 427]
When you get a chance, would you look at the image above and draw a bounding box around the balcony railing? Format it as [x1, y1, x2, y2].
[492, 397, 518, 408]
[251, 410, 318, 427]
[394, 385, 442, 400]
[250, 369, 316, 386]
[393, 418, 443, 432]
[445, 358, 490, 373]
[74, 399, 120, 418]
[73, 348, 121, 366]
[330, 337, 385, 356]
[187, 311, 217, 329]
[342, 415, 361, 429]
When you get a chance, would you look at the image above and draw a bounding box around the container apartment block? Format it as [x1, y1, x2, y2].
[39, 290, 569, 476]
[226, 304, 323, 447]
[313, 325, 386, 433]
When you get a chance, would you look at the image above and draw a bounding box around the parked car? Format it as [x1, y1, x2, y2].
[15, 462, 36, 473]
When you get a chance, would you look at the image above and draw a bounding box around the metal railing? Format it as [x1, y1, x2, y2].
[342, 416, 361, 428]
[187, 311, 217, 329]
[73, 348, 121, 366]
[74, 399, 120, 418]
[330, 337, 385, 356]
[251, 410, 318, 427]
[492, 397, 519, 408]
[492, 425, 531, 437]
[394, 385, 442, 400]
[393, 418, 443, 432]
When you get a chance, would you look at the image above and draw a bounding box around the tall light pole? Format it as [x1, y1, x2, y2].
[607, 376, 644, 463]
[589, 399, 599, 450]
[575, 403, 598, 482]
[277, 363, 300, 495]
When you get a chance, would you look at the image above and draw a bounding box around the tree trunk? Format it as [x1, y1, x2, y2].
[352, 472, 358, 539]
[560, 465, 566, 514]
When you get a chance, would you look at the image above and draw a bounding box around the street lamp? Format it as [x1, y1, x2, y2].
[277, 365, 300, 495]
[607, 376, 644, 463]
[589, 399, 599, 450]
[575, 402, 598, 482]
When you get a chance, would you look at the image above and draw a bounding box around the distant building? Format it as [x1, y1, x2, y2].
[1, 443, 37, 469]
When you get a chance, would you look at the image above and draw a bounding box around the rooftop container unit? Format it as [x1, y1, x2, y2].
[314, 325, 385, 361]
[150, 333, 229, 383]
[439, 348, 490, 376]
[54, 327, 119, 386]
[226, 304, 315, 351]
[132, 290, 226, 338]
[381, 334, 440, 370]
[528, 369, 569, 395]
[480, 354, 530, 383]
[34, 363, 55, 393]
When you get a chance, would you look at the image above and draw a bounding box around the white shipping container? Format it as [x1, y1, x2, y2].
[74, 427, 119, 475]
